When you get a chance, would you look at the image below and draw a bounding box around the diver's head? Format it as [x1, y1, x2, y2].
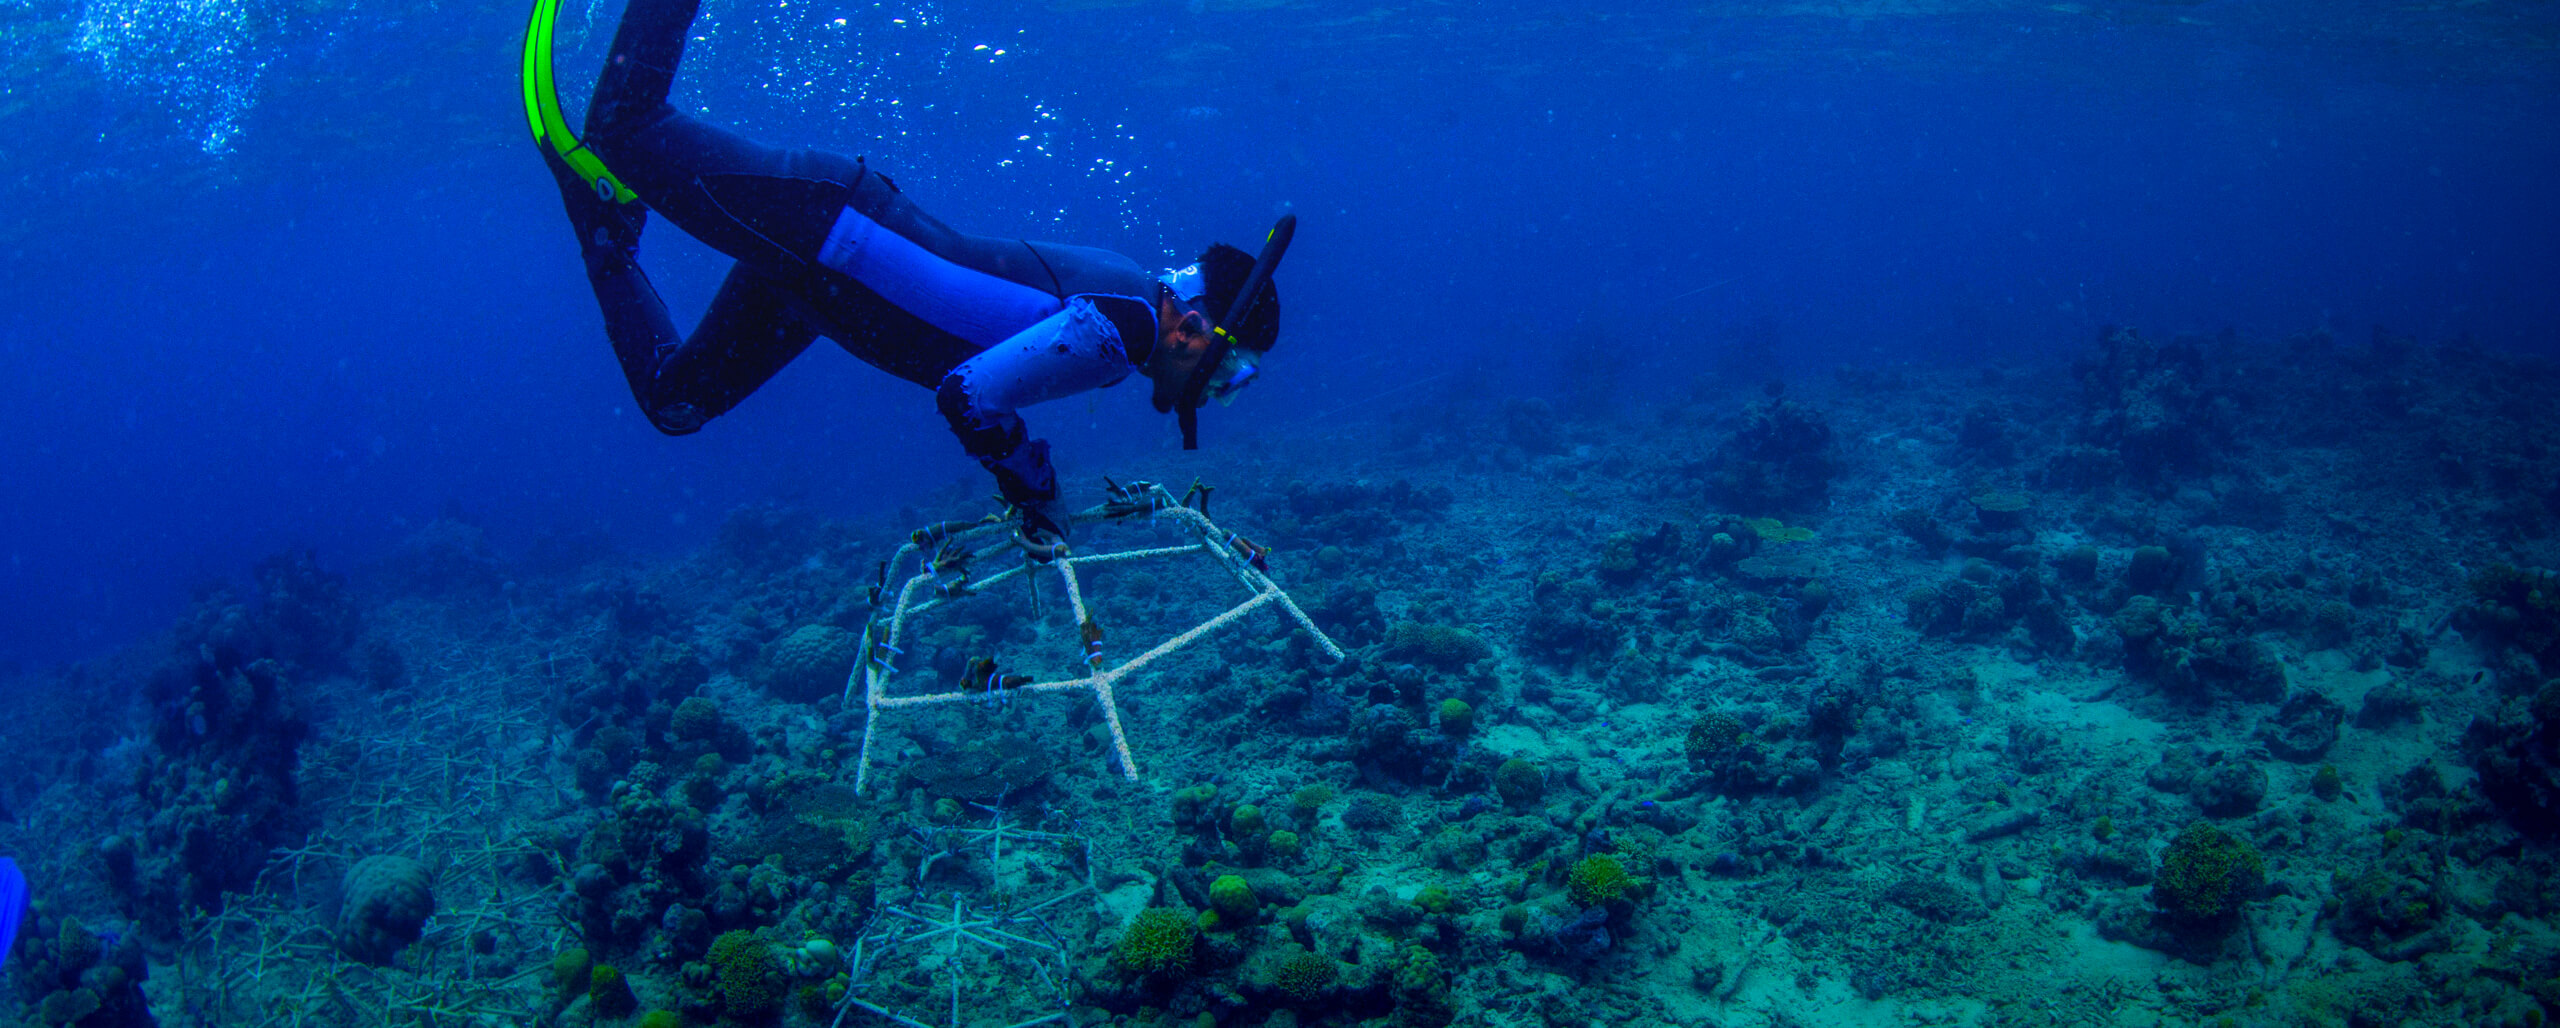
[1146, 241, 1280, 414]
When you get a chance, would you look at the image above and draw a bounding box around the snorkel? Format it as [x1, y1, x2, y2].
[1173, 214, 1295, 450]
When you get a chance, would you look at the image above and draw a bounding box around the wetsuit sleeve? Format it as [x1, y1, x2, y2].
[936, 294, 1153, 505]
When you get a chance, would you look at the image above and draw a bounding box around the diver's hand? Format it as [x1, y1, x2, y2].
[542, 146, 646, 256]
[1017, 501, 1071, 561]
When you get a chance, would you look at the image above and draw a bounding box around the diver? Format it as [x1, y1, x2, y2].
[522, 0, 1290, 549]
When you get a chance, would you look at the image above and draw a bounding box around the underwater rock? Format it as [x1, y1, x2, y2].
[2192, 753, 2268, 817]
[1351, 703, 1451, 786]
[1383, 622, 1492, 672]
[1501, 397, 1567, 455]
[2148, 747, 2266, 817]
[1707, 398, 1840, 514]
[2111, 595, 2285, 701]
[1968, 490, 2032, 532]
[902, 731, 1063, 803]
[1271, 477, 1453, 550]
[1523, 573, 1618, 671]
[2069, 326, 2231, 484]
[714, 502, 825, 575]
[377, 518, 506, 599]
[1890, 508, 1954, 556]
[337, 855, 435, 965]
[1906, 564, 2075, 654]
[572, 788, 711, 947]
[2355, 678, 2425, 727]
[2258, 690, 2345, 761]
[117, 643, 313, 939]
[2331, 845, 2446, 954]
[2466, 680, 2560, 838]
[1521, 905, 1613, 962]
[2145, 747, 2201, 794]
[1881, 877, 1989, 924]
[2461, 565, 2560, 673]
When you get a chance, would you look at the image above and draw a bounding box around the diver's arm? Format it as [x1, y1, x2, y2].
[936, 295, 1156, 508]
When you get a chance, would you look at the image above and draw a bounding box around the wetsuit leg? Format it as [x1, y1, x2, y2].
[569, 0, 849, 432]
[582, 249, 818, 433]
[649, 263, 821, 418]
[583, 0, 866, 272]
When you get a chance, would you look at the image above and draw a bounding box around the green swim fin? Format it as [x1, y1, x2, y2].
[521, 0, 636, 205]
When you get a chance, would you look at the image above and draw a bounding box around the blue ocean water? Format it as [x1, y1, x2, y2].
[4, 2, 2560, 1025]
[2, 0, 2549, 666]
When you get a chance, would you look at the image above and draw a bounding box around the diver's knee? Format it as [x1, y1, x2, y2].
[646, 401, 709, 435]
[935, 374, 977, 429]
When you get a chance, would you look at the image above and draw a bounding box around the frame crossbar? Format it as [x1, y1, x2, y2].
[850, 482, 1342, 790]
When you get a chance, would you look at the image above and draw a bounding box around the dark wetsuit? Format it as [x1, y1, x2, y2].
[572, 0, 1161, 507]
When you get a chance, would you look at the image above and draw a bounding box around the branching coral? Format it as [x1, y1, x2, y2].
[1113, 908, 1197, 976]
[2151, 823, 2264, 929]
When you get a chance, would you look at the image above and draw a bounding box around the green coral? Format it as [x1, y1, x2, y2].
[1686, 712, 1746, 759]
[1290, 784, 1334, 815]
[707, 930, 783, 1019]
[1208, 875, 1260, 922]
[1266, 946, 1339, 1002]
[1392, 945, 1455, 1027]
[638, 1012, 684, 1028]
[1268, 830, 1302, 860]
[552, 946, 594, 997]
[1436, 698, 1474, 737]
[2152, 823, 2266, 927]
[1597, 532, 1644, 582]
[1230, 804, 1265, 839]
[1171, 783, 1219, 823]
[36, 989, 101, 1024]
[590, 964, 638, 1018]
[1567, 854, 1636, 907]
[1494, 758, 1544, 808]
[54, 916, 100, 973]
[1115, 907, 1198, 975]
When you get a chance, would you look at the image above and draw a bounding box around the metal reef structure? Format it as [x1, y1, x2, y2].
[848, 480, 1344, 790]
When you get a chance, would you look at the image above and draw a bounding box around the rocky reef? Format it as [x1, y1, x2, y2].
[2, 323, 2558, 1028]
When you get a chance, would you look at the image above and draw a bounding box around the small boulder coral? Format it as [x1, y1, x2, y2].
[762, 624, 857, 703]
[670, 696, 726, 743]
[337, 855, 434, 965]
[1208, 875, 1260, 922]
[1494, 759, 1544, 808]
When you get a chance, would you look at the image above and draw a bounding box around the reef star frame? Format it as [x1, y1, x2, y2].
[848, 480, 1344, 790]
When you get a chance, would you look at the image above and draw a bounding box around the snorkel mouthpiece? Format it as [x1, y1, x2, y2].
[1212, 353, 1260, 402]
[1177, 213, 1294, 449]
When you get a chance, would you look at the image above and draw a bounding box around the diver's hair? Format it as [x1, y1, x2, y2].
[1200, 243, 1279, 353]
